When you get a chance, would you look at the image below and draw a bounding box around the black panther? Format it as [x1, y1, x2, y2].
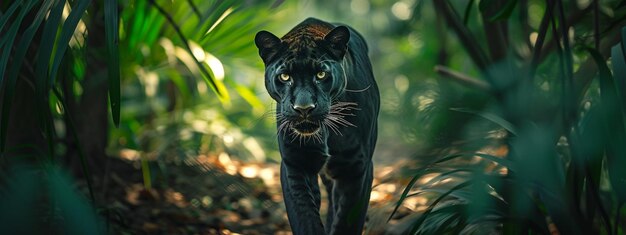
[255, 18, 379, 234]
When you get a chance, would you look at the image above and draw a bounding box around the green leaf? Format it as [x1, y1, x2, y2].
[479, 0, 518, 22]
[0, 164, 39, 233]
[105, 0, 120, 127]
[612, 44, 626, 113]
[148, 0, 226, 100]
[0, 0, 37, 152]
[52, 87, 96, 202]
[586, 46, 626, 204]
[5, 0, 55, 82]
[47, 166, 105, 234]
[0, 1, 22, 41]
[49, 0, 91, 84]
[388, 168, 428, 222]
[463, 0, 475, 25]
[450, 107, 518, 135]
[409, 181, 473, 233]
[127, 0, 146, 50]
[621, 27, 626, 63]
[35, 0, 65, 98]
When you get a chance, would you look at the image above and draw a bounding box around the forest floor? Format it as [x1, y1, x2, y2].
[95, 138, 422, 234]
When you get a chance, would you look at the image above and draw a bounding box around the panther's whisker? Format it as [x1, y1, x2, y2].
[323, 119, 342, 135]
[327, 114, 356, 127]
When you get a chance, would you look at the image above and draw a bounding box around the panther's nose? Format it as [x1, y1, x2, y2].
[293, 103, 316, 115]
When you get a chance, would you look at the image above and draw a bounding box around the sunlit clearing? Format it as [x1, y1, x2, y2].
[218, 152, 232, 166]
[202, 196, 213, 207]
[259, 168, 276, 186]
[243, 137, 266, 162]
[209, 122, 227, 136]
[577, 0, 591, 8]
[529, 32, 538, 46]
[223, 134, 234, 145]
[419, 173, 439, 185]
[239, 165, 259, 178]
[407, 32, 423, 50]
[378, 183, 397, 193]
[403, 196, 428, 211]
[136, 68, 159, 97]
[416, 95, 434, 111]
[391, 1, 412, 21]
[64, 2, 87, 48]
[119, 149, 141, 161]
[165, 190, 187, 208]
[377, 166, 395, 178]
[477, 145, 509, 157]
[219, 152, 238, 175]
[62, 2, 70, 19]
[394, 75, 409, 94]
[370, 191, 384, 202]
[197, 81, 208, 94]
[191, 120, 209, 133]
[351, 0, 370, 15]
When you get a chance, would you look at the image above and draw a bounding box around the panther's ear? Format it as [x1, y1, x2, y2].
[255, 30, 282, 63]
[324, 26, 350, 59]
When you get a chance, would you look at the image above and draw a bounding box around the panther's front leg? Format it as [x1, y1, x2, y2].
[279, 140, 328, 234]
[325, 154, 373, 235]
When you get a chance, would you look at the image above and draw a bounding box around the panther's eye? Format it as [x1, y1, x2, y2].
[279, 73, 290, 81]
[316, 71, 326, 80]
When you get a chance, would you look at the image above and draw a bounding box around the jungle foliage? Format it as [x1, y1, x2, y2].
[1, 0, 625, 234]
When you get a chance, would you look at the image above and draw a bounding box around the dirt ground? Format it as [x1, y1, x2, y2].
[95, 138, 420, 234]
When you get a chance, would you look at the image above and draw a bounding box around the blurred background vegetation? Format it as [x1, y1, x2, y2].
[1, 0, 626, 234]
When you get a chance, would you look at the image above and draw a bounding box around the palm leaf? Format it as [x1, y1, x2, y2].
[0, 0, 38, 152]
[104, 0, 120, 127]
[49, 0, 91, 83]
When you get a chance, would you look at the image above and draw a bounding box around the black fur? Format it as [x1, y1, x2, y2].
[255, 18, 379, 235]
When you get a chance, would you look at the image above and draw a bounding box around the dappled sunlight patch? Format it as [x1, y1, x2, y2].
[119, 149, 141, 161]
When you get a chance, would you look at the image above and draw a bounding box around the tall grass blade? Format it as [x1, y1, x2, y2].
[479, 0, 518, 22]
[0, 165, 38, 234]
[621, 27, 626, 61]
[49, 0, 91, 84]
[408, 181, 473, 234]
[612, 44, 626, 113]
[47, 166, 105, 234]
[0, 0, 37, 153]
[35, 0, 64, 79]
[52, 87, 96, 203]
[387, 169, 427, 222]
[0, 1, 22, 32]
[105, 0, 120, 127]
[450, 107, 517, 135]
[0, 1, 23, 84]
[147, 0, 226, 101]
[462, 0, 475, 25]
[587, 47, 626, 205]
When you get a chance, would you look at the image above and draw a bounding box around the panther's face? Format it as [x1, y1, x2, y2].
[255, 24, 356, 141]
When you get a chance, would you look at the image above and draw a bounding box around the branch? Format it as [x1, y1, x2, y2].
[434, 65, 491, 92]
[433, 0, 493, 83]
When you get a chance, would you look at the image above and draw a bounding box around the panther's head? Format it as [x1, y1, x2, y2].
[255, 21, 356, 141]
